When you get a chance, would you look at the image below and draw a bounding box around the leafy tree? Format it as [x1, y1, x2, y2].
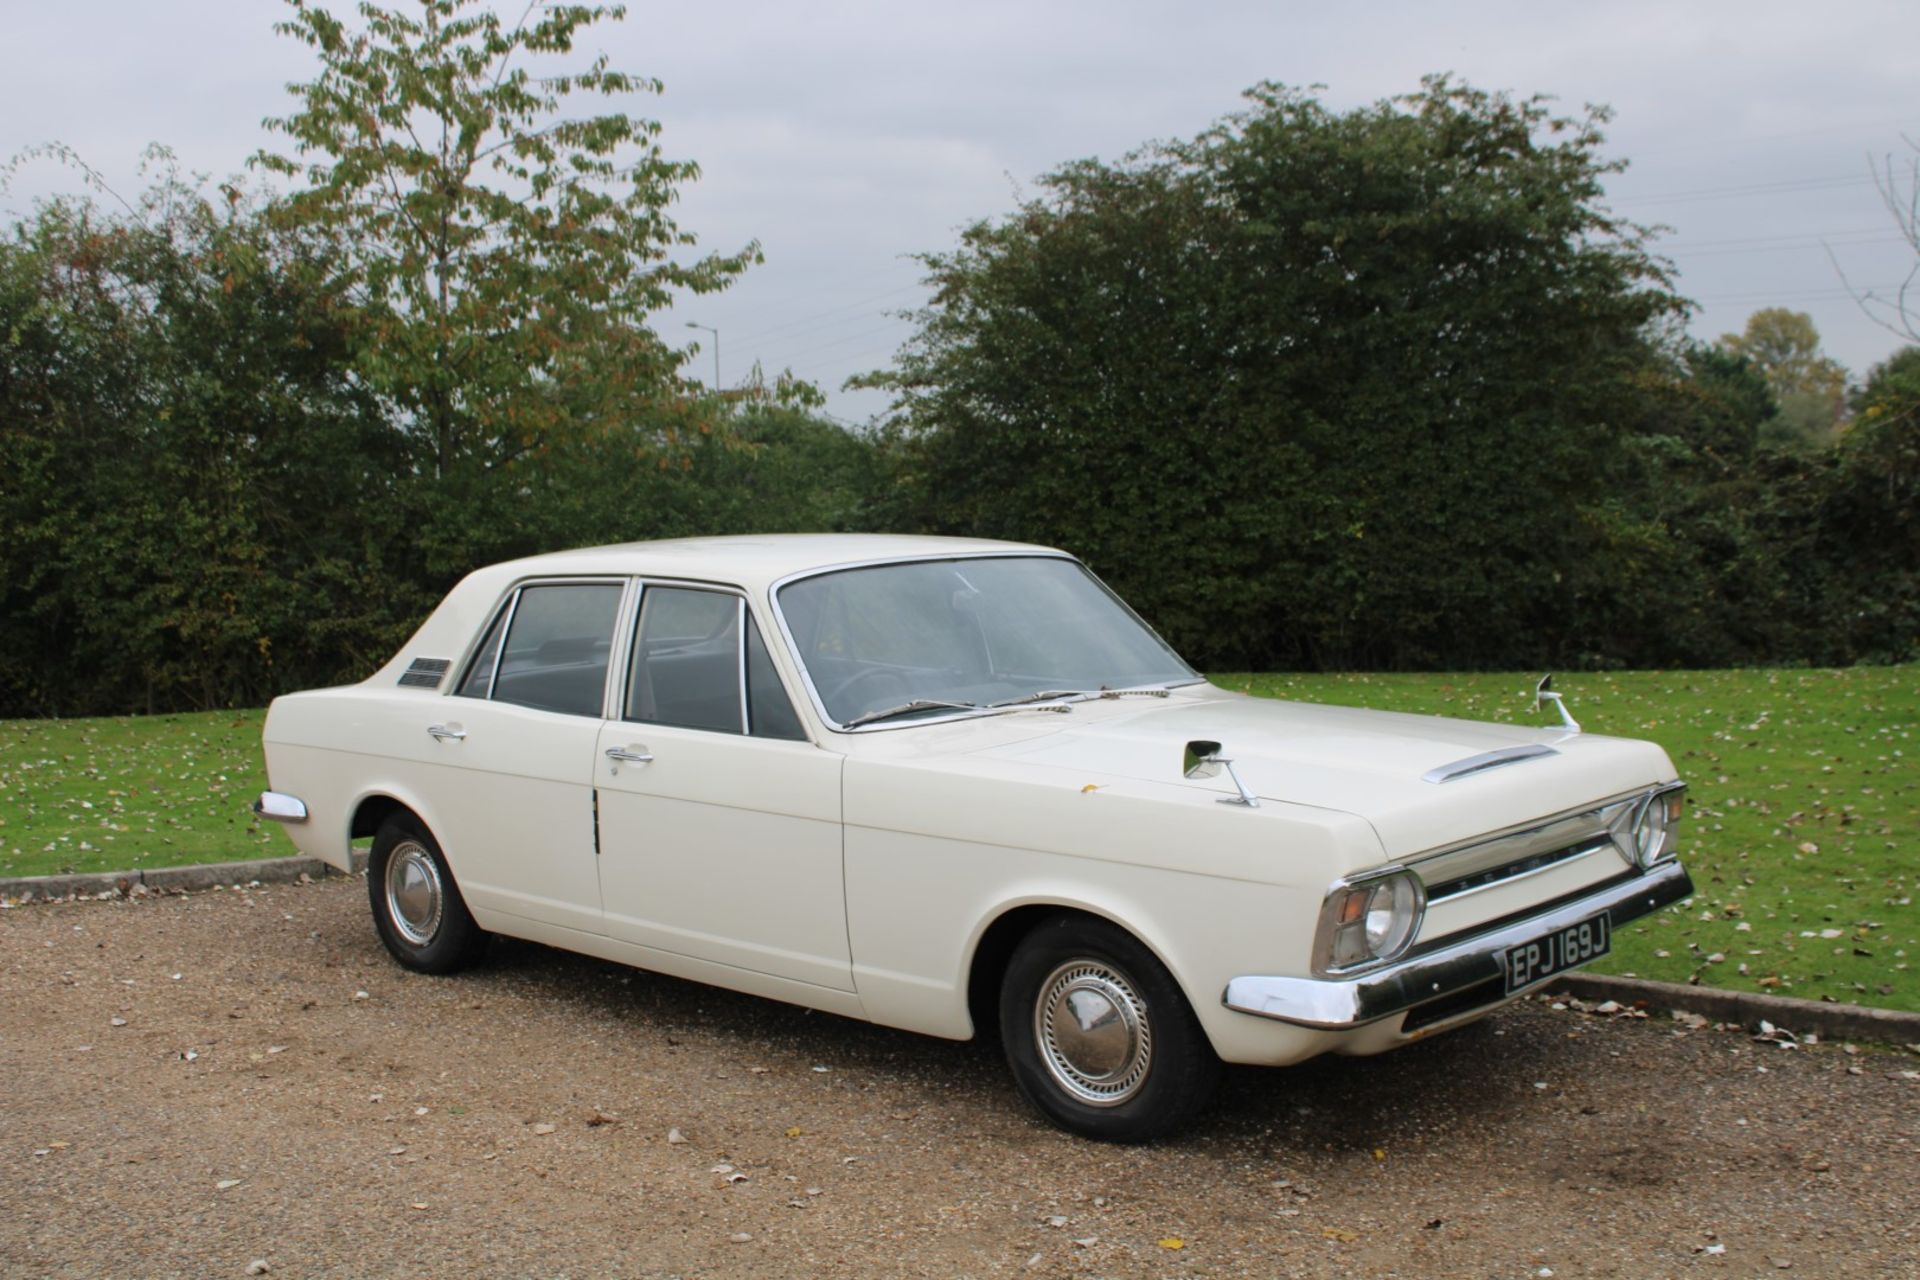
[1717, 308, 1848, 450]
[867, 78, 1683, 671]
[0, 158, 413, 716]
[256, 0, 756, 484]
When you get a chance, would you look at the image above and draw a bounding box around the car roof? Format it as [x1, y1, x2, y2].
[482, 533, 1066, 593]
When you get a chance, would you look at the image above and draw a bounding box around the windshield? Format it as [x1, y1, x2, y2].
[776, 556, 1199, 728]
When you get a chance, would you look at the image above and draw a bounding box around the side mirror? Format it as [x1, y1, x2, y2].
[1183, 739, 1257, 807]
[1183, 739, 1224, 780]
[1531, 674, 1581, 733]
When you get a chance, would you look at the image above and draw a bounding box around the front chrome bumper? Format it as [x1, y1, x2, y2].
[252, 790, 310, 824]
[1223, 860, 1693, 1030]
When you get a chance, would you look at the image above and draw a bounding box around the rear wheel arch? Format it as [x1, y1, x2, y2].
[350, 794, 415, 844]
[366, 809, 487, 973]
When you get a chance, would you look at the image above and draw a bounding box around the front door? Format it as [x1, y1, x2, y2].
[593, 585, 851, 993]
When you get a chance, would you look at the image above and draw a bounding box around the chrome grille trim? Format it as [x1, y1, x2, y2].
[1423, 835, 1614, 902]
[1410, 796, 1640, 897]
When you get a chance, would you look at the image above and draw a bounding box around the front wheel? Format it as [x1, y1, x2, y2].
[367, 814, 486, 974]
[999, 915, 1219, 1141]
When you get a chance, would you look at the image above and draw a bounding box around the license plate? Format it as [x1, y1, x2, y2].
[1503, 912, 1611, 994]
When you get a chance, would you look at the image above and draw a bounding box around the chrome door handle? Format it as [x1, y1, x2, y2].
[604, 746, 654, 765]
[427, 724, 467, 742]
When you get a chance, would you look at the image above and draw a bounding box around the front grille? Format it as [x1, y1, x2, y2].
[1424, 835, 1615, 902]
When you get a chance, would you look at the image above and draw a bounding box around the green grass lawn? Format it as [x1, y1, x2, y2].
[1219, 669, 1918, 1013]
[0, 709, 280, 879]
[3, 668, 1915, 1012]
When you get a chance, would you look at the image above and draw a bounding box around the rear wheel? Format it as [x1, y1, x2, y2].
[999, 915, 1219, 1141]
[368, 813, 486, 973]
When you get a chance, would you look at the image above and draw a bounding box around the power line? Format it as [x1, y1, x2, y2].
[726, 281, 925, 347]
[765, 318, 911, 366]
[1659, 224, 1892, 250]
[1694, 282, 1905, 304]
[1613, 173, 1878, 207]
[1666, 232, 1907, 260]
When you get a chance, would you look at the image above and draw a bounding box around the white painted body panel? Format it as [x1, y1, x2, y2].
[593, 723, 852, 991]
[259, 534, 1686, 1071]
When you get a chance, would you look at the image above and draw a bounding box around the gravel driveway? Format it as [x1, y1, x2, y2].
[3, 877, 1916, 1279]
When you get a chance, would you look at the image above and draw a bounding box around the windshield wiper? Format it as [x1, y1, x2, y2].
[988, 686, 1173, 708]
[843, 699, 986, 729]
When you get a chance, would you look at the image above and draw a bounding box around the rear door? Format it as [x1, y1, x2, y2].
[423, 579, 627, 936]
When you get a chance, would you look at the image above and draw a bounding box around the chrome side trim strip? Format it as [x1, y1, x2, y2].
[1221, 860, 1693, 1030]
[253, 791, 310, 824]
[1422, 743, 1559, 784]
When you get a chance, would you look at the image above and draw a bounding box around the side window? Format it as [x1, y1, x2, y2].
[456, 602, 511, 699]
[627, 587, 743, 733]
[456, 583, 622, 717]
[624, 588, 811, 741]
[746, 613, 808, 741]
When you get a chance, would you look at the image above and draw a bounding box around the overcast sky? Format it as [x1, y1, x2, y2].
[4, 1, 1916, 423]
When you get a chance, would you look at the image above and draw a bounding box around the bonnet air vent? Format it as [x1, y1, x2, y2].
[1421, 743, 1558, 785]
[398, 657, 452, 689]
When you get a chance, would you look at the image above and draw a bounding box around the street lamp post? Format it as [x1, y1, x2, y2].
[685, 321, 720, 391]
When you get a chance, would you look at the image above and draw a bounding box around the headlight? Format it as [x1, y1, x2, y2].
[1632, 784, 1686, 868]
[1314, 869, 1426, 975]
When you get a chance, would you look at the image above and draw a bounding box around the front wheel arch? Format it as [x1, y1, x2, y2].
[965, 903, 1208, 1044]
[996, 911, 1221, 1141]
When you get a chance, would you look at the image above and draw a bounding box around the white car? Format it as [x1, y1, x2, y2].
[256, 534, 1690, 1140]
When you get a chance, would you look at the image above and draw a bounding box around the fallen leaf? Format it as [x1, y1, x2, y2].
[1157, 1237, 1185, 1250]
[531, 1122, 557, 1136]
[666, 1128, 688, 1145]
[785, 1126, 804, 1138]
[1321, 1227, 1359, 1243]
[216, 1179, 243, 1190]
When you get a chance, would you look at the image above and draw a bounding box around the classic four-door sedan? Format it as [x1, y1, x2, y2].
[256, 535, 1691, 1139]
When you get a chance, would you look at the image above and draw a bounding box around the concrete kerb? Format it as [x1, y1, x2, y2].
[0, 850, 369, 905]
[1547, 972, 1920, 1048]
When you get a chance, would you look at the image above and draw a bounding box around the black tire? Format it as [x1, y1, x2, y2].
[999, 914, 1219, 1141]
[367, 813, 486, 974]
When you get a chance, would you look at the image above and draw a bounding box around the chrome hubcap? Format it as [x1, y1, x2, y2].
[384, 840, 444, 947]
[1034, 960, 1152, 1106]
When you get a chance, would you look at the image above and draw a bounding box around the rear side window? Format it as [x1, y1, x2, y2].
[455, 583, 623, 717]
